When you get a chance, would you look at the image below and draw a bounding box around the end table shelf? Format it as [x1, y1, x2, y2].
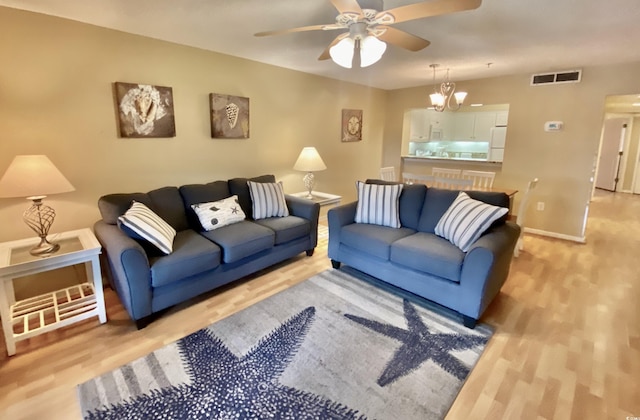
[0, 228, 107, 356]
[11, 282, 98, 339]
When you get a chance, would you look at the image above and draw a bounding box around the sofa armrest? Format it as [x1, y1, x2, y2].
[286, 195, 321, 249]
[93, 220, 153, 321]
[327, 201, 357, 260]
[459, 221, 520, 319]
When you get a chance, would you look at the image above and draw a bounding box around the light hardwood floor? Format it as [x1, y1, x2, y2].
[1, 190, 639, 419]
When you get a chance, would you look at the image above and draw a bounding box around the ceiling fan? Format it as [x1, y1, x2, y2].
[255, 0, 482, 68]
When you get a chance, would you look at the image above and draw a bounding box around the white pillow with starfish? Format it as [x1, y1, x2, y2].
[192, 195, 246, 231]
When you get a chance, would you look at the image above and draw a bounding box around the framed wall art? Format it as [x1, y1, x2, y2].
[210, 93, 250, 139]
[114, 82, 176, 138]
[341, 109, 362, 142]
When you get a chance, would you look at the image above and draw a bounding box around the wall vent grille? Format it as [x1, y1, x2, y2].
[531, 70, 582, 86]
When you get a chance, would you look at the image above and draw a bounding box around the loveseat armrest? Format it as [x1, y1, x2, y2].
[93, 220, 153, 321]
[327, 201, 358, 260]
[459, 221, 520, 320]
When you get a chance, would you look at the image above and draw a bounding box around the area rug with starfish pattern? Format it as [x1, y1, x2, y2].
[77, 268, 492, 419]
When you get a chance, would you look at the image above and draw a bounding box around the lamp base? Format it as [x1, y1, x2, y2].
[30, 237, 60, 256]
[23, 197, 60, 256]
[302, 172, 316, 199]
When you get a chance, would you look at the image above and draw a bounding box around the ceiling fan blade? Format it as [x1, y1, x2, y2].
[318, 33, 348, 60]
[255, 24, 341, 37]
[377, 0, 482, 24]
[330, 0, 363, 15]
[376, 26, 430, 52]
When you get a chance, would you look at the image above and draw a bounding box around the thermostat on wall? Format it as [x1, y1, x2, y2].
[544, 121, 563, 131]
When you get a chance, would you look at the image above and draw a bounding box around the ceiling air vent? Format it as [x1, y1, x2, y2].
[530, 69, 582, 86]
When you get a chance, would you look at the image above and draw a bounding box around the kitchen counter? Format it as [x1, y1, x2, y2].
[403, 155, 503, 165]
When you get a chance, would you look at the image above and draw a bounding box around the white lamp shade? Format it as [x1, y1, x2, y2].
[293, 147, 327, 172]
[329, 38, 355, 69]
[0, 155, 75, 199]
[454, 91, 468, 104]
[430, 93, 445, 107]
[360, 36, 386, 68]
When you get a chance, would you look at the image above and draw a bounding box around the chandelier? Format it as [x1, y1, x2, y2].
[428, 64, 467, 112]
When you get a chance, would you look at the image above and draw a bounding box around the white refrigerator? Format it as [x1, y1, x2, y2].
[489, 126, 507, 162]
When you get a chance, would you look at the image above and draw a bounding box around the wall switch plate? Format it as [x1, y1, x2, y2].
[537, 201, 545, 211]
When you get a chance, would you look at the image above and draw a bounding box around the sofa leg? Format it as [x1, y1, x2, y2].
[135, 316, 154, 330]
[462, 315, 477, 329]
[331, 260, 341, 269]
[306, 249, 315, 257]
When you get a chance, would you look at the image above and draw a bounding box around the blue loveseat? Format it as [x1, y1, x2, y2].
[328, 180, 520, 328]
[94, 175, 320, 328]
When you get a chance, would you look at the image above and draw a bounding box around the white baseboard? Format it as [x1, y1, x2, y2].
[524, 227, 586, 244]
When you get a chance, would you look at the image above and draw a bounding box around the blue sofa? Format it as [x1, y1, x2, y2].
[94, 175, 320, 328]
[328, 181, 520, 328]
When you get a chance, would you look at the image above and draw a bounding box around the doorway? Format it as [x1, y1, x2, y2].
[595, 117, 628, 191]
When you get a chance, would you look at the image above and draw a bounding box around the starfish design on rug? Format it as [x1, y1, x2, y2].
[87, 307, 366, 420]
[344, 299, 488, 386]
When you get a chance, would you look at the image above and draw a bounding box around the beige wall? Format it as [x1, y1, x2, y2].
[3, 6, 640, 246]
[0, 7, 386, 243]
[383, 63, 640, 240]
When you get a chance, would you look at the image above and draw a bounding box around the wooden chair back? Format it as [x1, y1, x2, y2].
[461, 170, 496, 189]
[402, 172, 434, 185]
[379, 166, 396, 182]
[431, 167, 462, 179]
[514, 178, 539, 257]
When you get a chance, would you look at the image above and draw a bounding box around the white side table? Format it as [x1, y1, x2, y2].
[0, 228, 107, 356]
[290, 191, 342, 207]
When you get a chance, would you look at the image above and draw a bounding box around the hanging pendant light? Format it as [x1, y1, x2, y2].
[429, 64, 467, 112]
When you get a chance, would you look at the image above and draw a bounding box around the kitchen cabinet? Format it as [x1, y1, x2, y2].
[453, 112, 496, 141]
[495, 111, 509, 126]
[409, 109, 430, 140]
[410, 109, 452, 140]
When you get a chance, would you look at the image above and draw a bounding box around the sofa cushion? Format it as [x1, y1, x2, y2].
[98, 186, 188, 231]
[254, 216, 310, 245]
[366, 180, 426, 230]
[248, 181, 289, 219]
[228, 175, 276, 220]
[435, 192, 509, 252]
[355, 181, 403, 228]
[118, 201, 176, 255]
[179, 181, 232, 230]
[200, 220, 275, 263]
[150, 230, 222, 288]
[192, 195, 246, 231]
[418, 188, 509, 234]
[390, 232, 465, 283]
[340, 223, 415, 261]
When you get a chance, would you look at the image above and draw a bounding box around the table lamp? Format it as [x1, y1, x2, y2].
[0, 155, 75, 256]
[293, 147, 327, 199]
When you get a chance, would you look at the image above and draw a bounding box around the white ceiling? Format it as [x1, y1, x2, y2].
[2, 0, 640, 90]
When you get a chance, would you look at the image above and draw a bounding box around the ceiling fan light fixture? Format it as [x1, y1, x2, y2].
[360, 35, 386, 67]
[329, 37, 355, 68]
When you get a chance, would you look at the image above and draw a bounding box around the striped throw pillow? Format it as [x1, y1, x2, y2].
[354, 181, 403, 228]
[435, 192, 508, 252]
[248, 181, 290, 220]
[118, 201, 176, 254]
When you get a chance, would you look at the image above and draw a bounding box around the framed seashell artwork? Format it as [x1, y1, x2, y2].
[114, 82, 176, 138]
[210, 93, 250, 139]
[342, 109, 362, 142]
